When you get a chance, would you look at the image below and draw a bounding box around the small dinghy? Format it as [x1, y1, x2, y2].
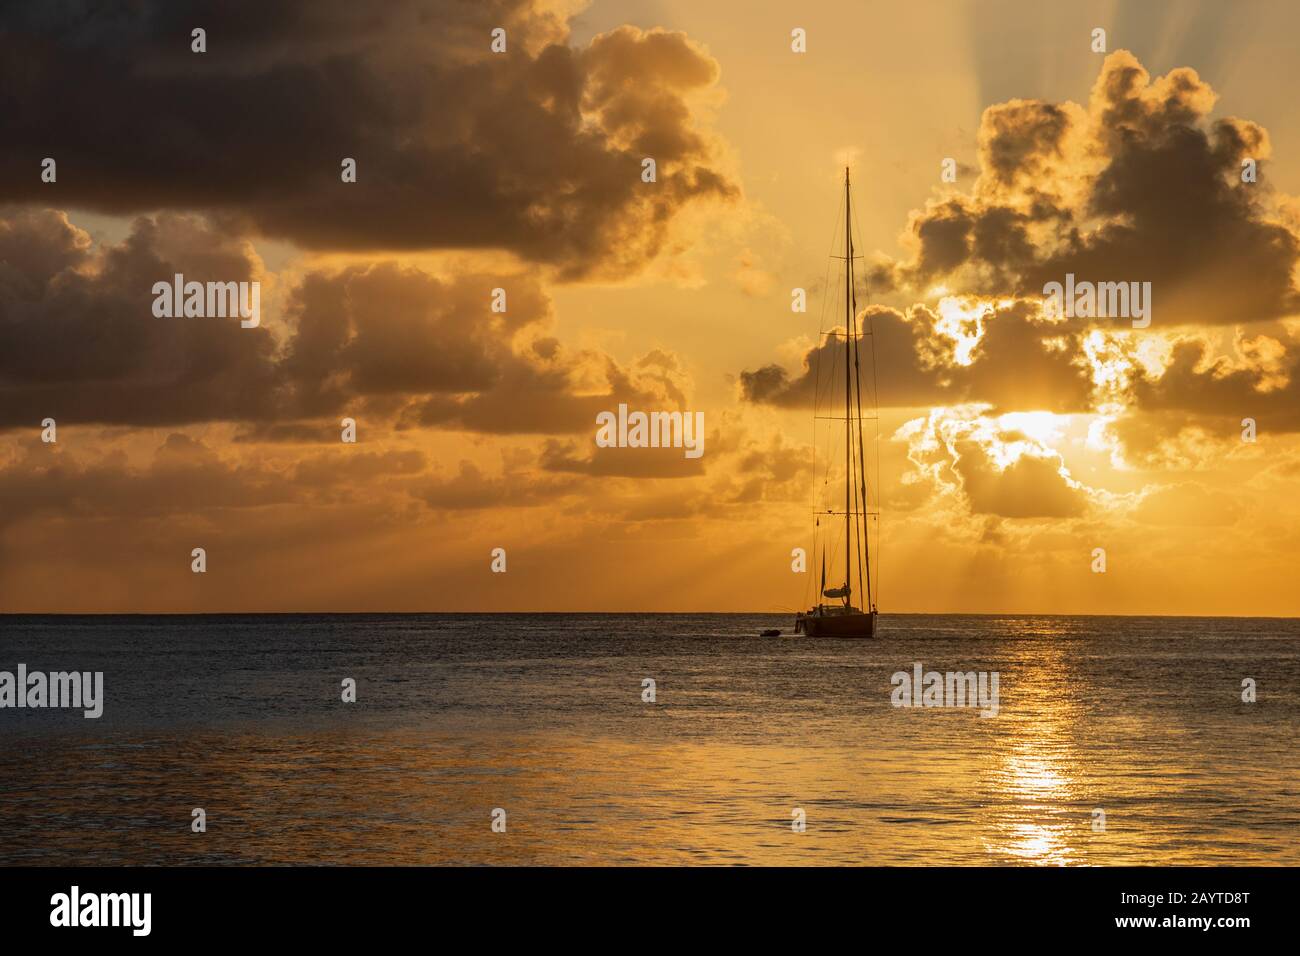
[759, 628, 781, 637]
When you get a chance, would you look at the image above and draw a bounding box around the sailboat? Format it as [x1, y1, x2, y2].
[795, 169, 879, 638]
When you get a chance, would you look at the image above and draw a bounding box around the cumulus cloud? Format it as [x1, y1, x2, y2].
[741, 49, 1300, 536]
[1130, 331, 1300, 430]
[0, 0, 737, 280]
[740, 301, 1092, 413]
[0, 208, 707, 435]
[894, 406, 1097, 520]
[871, 52, 1300, 322]
[0, 210, 282, 427]
[747, 51, 1300, 397]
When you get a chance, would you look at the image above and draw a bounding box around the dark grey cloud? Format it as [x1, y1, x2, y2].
[0, 208, 690, 433]
[0, 210, 283, 427]
[0, 0, 737, 279]
[1131, 336, 1300, 431]
[740, 302, 1092, 413]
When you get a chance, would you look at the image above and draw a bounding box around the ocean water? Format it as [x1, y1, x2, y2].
[0, 613, 1297, 866]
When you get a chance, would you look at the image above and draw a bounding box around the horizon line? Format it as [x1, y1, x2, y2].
[2, 610, 1298, 620]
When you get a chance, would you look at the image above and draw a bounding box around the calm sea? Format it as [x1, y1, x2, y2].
[1, 613, 1297, 865]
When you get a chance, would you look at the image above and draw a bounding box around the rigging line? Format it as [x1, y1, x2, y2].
[843, 191, 865, 607]
[808, 196, 839, 605]
[850, 300, 865, 605]
[842, 169, 852, 605]
[851, 237, 872, 613]
[851, 293, 869, 604]
[851, 186, 883, 609]
[800, 187, 842, 608]
[853, 328, 871, 605]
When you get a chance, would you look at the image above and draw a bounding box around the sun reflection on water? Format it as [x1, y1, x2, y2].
[989, 747, 1079, 864]
[982, 632, 1088, 865]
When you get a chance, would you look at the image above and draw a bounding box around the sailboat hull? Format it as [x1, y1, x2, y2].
[795, 610, 877, 638]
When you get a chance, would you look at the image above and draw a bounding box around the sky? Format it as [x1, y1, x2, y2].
[1, 0, 1299, 614]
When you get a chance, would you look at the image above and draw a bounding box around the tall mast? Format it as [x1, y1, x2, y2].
[843, 168, 852, 605]
[848, 174, 873, 614]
